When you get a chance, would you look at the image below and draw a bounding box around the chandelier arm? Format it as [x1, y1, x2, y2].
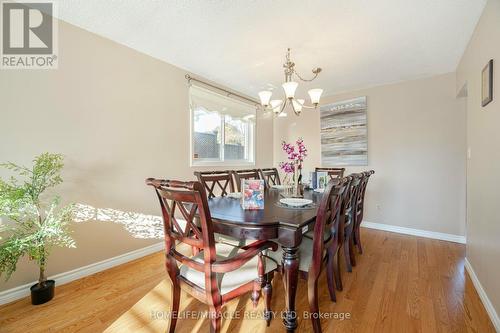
[293, 70, 320, 82]
[279, 99, 288, 114]
[291, 99, 298, 114]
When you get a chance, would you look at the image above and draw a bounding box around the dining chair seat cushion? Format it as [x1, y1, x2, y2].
[179, 243, 277, 294]
[268, 237, 327, 273]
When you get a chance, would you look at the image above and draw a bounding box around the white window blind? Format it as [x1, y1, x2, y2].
[190, 85, 256, 166]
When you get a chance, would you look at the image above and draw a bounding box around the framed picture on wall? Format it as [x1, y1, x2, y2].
[320, 96, 368, 166]
[482, 59, 493, 107]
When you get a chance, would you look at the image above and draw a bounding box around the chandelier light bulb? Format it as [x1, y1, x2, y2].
[308, 89, 323, 105]
[258, 91, 272, 106]
[282, 81, 298, 99]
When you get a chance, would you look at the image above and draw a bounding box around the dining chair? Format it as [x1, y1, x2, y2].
[145, 178, 278, 332]
[194, 170, 235, 199]
[315, 167, 346, 179]
[269, 178, 348, 333]
[232, 169, 261, 191]
[352, 170, 375, 254]
[342, 173, 363, 272]
[259, 168, 281, 188]
[303, 175, 352, 292]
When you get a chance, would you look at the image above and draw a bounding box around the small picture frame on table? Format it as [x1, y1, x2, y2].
[241, 179, 265, 210]
[316, 172, 328, 190]
[482, 59, 493, 107]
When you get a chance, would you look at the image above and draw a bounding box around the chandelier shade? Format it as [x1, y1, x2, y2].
[270, 99, 283, 114]
[258, 91, 272, 106]
[282, 81, 298, 99]
[308, 89, 323, 105]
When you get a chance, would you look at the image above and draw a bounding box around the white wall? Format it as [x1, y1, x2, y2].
[274, 73, 466, 237]
[456, 0, 500, 320]
[0, 20, 274, 291]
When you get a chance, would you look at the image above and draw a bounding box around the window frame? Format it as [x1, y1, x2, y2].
[189, 87, 256, 167]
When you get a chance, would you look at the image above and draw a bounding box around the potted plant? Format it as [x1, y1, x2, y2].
[0, 153, 75, 305]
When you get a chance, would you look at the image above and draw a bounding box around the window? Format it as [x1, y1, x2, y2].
[190, 85, 256, 166]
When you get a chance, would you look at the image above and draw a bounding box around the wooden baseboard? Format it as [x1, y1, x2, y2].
[465, 258, 500, 332]
[361, 221, 466, 244]
[0, 242, 164, 305]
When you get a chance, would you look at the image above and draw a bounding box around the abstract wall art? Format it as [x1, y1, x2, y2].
[320, 96, 368, 166]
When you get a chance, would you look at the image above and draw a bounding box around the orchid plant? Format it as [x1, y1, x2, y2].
[279, 138, 307, 183]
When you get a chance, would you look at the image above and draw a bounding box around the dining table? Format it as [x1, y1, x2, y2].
[207, 187, 324, 333]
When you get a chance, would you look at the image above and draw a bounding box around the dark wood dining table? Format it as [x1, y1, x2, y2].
[207, 188, 323, 332]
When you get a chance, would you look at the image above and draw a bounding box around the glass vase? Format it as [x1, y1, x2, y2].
[293, 161, 303, 198]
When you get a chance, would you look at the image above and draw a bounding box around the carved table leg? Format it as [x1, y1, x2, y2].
[282, 246, 299, 333]
[263, 272, 273, 326]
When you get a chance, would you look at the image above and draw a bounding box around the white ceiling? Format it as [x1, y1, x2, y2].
[52, 0, 486, 98]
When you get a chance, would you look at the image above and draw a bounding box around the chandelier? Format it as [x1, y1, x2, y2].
[258, 48, 323, 116]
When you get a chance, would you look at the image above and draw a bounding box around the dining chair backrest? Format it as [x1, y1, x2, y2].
[259, 168, 281, 188]
[194, 170, 235, 199]
[145, 179, 218, 282]
[338, 175, 353, 236]
[309, 178, 348, 276]
[232, 169, 261, 191]
[316, 167, 346, 179]
[355, 170, 375, 225]
[345, 173, 363, 223]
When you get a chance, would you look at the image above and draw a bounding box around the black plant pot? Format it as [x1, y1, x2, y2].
[30, 280, 55, 305]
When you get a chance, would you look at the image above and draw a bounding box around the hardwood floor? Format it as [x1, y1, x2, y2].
[0, 228, 495, 333]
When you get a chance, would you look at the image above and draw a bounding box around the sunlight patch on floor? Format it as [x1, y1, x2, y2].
[103, 278, 273, 333]
[104, 279, 173, 333]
